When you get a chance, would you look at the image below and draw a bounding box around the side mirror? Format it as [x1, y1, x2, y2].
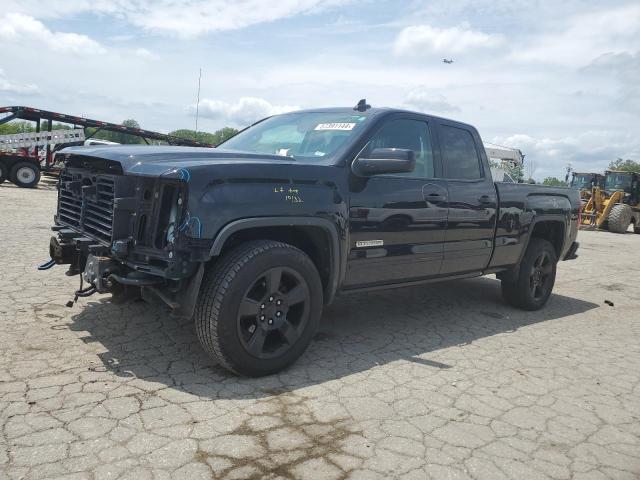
[352, 148, 415, 176]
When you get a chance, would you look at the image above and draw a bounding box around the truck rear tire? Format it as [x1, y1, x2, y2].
[607, 204, 632, 233]
[501, 238, 557, 311]
[10, 161, 41, 188]
[194, 240, 323, 377]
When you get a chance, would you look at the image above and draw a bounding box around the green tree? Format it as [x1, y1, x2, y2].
[505, 163, 524, 182]
[0, 120, 34, 135]
[117, 119, 144, 144]
[542, 177, 567, 187]
[487, 160, 524, 182]
[86, 119, 144, 144]
[0, 120, 71, 135]
[211, 127, 238, 145]
[169, 127, 238, 146]
[608, 158, 640, 172]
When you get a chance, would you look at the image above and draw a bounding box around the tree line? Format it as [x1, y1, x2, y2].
[0, 119, 238, 146]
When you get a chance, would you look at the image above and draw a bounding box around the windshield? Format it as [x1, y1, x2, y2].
[571, 174, 593, 189]
[218, 112, 371, 161]
[605, 173, 632, 191]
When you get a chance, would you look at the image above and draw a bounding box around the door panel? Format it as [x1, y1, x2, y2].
[345, 116, 448, 288]
[346, 177, 447, 286]
[441, 181, 496, 274]
[437, 123, 497, 274]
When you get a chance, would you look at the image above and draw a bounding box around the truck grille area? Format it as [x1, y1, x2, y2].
[58, 171, 116, 244]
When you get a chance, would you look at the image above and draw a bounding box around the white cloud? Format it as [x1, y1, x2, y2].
[1, 1, 355, 37]
[134, 0, 354, 37]
[493, 131, 640, 178]
[403, 87, 459, 114]
[0, 13, 106, 54]
[17, 0, 351, 38]
[583, 51, 640, 113]
[513, 4, 640, 67]
[133, 48, 160, 61]
[394, 24, 503, 56]
[0, 69, 38, 94]
[195, 97, 300, 126]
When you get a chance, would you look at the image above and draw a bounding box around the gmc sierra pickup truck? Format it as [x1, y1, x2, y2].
[46, 103, 580, 376]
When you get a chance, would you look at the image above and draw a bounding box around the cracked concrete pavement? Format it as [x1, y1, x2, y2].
[1, 180, 639, 480]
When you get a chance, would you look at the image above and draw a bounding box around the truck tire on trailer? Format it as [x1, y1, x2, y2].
[607, 204, 632, 233]
[194, 240, 323, 377]
[10, 161, 40, 188]
[0, 160, 7, 184]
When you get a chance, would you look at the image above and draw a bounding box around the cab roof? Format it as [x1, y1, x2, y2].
[287, 107, 475, 130]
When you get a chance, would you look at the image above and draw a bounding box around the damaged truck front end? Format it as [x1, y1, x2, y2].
[48, 152, 207, 316]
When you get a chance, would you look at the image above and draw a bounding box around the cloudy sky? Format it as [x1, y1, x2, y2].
[1, 0, 638, 179]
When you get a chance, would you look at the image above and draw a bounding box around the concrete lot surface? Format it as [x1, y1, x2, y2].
[1, 181, 639, 480]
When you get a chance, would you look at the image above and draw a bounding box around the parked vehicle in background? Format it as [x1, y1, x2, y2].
[0, 106, 211, 188]
[490, 167, 517, 183]
[45, 102, 580, 376]
[570, 172, 604, 204]
[84, 139, 120, 146]
[581, 170, 640, 233]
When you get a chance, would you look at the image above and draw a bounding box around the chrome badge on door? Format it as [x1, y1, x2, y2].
[355, 240, 384, 248]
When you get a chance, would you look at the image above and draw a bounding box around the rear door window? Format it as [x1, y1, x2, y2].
[439, 125, 482, 180]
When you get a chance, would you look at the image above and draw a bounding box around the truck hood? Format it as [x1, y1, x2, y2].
[59, 145, 297, 176]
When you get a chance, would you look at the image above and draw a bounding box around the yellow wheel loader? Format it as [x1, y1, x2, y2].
[580, 171, 640, 233]
[570, 172, 604, 204]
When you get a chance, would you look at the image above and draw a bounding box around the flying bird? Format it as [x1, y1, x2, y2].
[443, 58, 454, 64]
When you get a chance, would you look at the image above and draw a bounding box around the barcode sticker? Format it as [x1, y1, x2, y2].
[315, 123, 356, 131]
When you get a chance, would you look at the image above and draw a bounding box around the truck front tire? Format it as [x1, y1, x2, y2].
[501, 238, 557, 311]
[10, 161, 40, 188]
[194, 240, 323, 377]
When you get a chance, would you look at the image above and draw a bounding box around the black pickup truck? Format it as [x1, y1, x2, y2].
[47, 104, 580, 376]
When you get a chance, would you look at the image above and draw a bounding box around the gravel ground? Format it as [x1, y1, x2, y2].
[1, 180, 639, 480]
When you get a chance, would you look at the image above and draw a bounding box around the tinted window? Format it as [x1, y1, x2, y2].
[363, 119, 434, 178]
[440, 126, 482, 180]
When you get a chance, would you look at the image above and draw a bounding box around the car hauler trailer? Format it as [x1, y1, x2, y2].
[0, 106, 213, 188]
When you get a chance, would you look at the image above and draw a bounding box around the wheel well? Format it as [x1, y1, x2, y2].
[218, 226, 333, 297]
[530, 221, 565, 259]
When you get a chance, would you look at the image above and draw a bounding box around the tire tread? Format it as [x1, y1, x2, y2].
[501, 238, 557, 311]
[607, 204, 632, 233]
[194, 240, 314, 375]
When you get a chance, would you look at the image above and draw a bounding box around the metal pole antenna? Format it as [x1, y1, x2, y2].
[195, 68, 202, 142]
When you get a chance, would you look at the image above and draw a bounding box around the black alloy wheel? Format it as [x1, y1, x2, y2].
[529, 250, 553, 300]
[237, 266, 311, 359]
[194, 240, 323, 377]
[501, 238, 557, 311]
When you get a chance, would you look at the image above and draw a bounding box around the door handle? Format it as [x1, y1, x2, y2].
[478, 195, 494, 204]
[426, 193, 446, 202]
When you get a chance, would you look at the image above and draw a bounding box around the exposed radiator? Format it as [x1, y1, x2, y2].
[57, 172, 115, 244]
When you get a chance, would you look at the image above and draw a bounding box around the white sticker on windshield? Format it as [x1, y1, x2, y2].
[315, 122, 356, 131]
